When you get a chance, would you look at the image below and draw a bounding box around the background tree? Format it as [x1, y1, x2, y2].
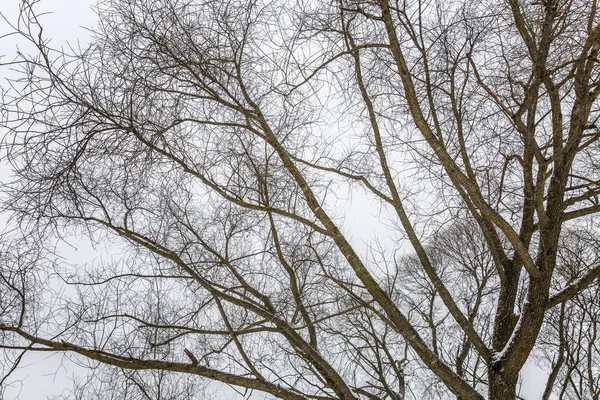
[1, 0, 600, 399]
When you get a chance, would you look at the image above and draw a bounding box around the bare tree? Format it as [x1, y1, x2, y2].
[537, 228, 600, 400]
[1, 0, 600, 399]
[394, 219, 498, 397]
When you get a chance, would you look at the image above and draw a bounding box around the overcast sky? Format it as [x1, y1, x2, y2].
[0, 1, 553, 399]
[1, 2, 96, 399]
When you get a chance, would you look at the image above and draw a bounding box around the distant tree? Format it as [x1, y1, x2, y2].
[1, 0, 599, 399]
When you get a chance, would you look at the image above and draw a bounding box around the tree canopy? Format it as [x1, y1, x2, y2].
[1, 0, 600, 399]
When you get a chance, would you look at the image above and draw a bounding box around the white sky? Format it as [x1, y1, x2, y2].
[1, 2, 97, 399]
[0, 1, 552, 399]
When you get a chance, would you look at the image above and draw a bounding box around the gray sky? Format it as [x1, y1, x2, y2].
[0, 1, 552, 399]
[1, 2, 96, 399]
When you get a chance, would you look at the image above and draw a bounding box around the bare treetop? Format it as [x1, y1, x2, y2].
[1, 0, 599, 399]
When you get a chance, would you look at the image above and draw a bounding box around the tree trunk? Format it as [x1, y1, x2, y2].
[488, 370, 518, 400]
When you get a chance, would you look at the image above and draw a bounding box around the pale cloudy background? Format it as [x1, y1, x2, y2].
[0, 1, 550, 399]
[1, 2, 97, 399]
